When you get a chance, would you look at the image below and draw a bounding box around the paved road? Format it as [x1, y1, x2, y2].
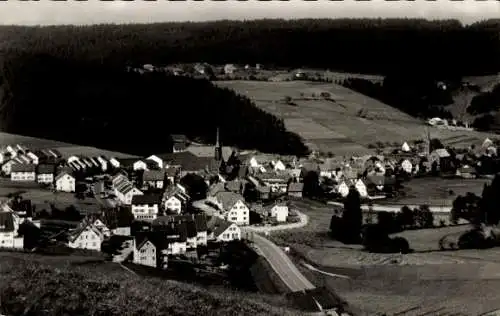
[244, 228, 315, 292]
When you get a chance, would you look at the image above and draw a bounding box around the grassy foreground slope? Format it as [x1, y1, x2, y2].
[217, 81, 499, 156]
[0, 253, 298, 316]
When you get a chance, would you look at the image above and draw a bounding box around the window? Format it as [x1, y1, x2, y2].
[223, 233, 229, 239]
[243, 217, 247, 221]
[232, 233, 238, 239]
[230, 217, 237, 221]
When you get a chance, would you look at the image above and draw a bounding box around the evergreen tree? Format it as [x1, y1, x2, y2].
[342, 186, 362, 242]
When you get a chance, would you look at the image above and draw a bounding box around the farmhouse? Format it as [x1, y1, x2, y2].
[215, 191, 249, 226]
[10, 164, 36, 182]
[401, 159, 413, 174]
[354, 179, 368, 198]
[68, 224, 105, 251]
[207, 217, 241, 242]
[131, 193, 162, 221]
[55, 172, 76, 193]
[163, 186, 184, 214]
[36, 164, 55, 184]
[337, 180, 353, 197]
[1, 158, 23, 175]
[162, 222, 188, 256]
[0, 212, 23, 249]
[133, 233, 167, 268]
[146, 155, 164, 169]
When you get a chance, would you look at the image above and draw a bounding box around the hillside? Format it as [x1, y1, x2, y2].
[216, 81, 500, 156]
[0, 252, 298, 316]
[0, 55, 308, 156]
[0, 19, 499, 76]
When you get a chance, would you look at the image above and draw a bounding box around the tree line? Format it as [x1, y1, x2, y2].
[0, 19, 499, 76]
[0, 54, 309, 156]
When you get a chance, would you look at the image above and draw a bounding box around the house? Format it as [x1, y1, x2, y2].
[164, 167, 180, 184]
[26, 152, 39, 165]
[270, 202, 289, 222]
[401, 159, 413, 174]
[207, 217, 241, 242]
[1, 158, 22, 175]
[354, 179, 368, 198]
[155, 214, 208, 247]
[337, 180, 351, 197]
[257, 185, 271, 201]
[131, 193, 162, 221]
[142, 170, 165, 190]
[10, 164, 36, 182]
[429, 148, 452, 171]
[171, 134, 189, 153]
[55, 172, 76, 192]
[146, 155, 164, 169]
[401, 142, 411, 152]
[113, 174, 143, 205]
[109, 157, 120, 168]
[133, 233, 167, 268]
[96, 156, 108, 172]
[162, 222, 188, 255]
[133, 160, 148, 171]
[36, 164, 55, 184]
[214, 191, 249, 226]
[0, 212, 23, 249]
[163, 186, 184, 214]
[68, 224, 105, 251]
[224, 64, 237, 74]
[271, 160, 286, 172]
[287, 182, 304, 198]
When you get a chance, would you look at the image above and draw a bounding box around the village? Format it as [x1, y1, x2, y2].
[0, 128, 498, 281]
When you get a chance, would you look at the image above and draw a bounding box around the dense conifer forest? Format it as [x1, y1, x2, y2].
[0, 18, 499, 153]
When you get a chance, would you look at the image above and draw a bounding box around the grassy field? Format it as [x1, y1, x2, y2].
[0, 131, 136, 158]
[386, 177, 489, 207]
[216, 80, 499, 156]
[0, 251, 297, 316]
[271, 199, 500, 315]
[0, 178, 102, 214]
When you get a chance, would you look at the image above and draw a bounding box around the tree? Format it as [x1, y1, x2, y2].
[414, 205, 434, 228]
[342, 187, 362, 242]
[397, 205, 415, 229]
[180, 173, 208, 200]
[302, 170, 320, 198]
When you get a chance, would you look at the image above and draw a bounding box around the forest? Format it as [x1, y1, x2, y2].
[0, 54, 309, 156]
[0, 18, 499, 76]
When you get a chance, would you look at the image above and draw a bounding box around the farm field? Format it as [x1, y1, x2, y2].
[216, 80, 499, 156]
[0, 178, 102, 214]
[386, 177, 489, 207]
[0, 131, 136, 158]
[274, 199, 500, 315]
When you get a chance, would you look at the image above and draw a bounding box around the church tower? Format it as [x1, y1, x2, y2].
[215, 127, 222, 161]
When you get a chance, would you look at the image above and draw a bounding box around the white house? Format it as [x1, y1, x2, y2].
[401, 159, 413, 174]
[163, 195, 182, 214]
[131, 194, 162, 221]
[10, 164, 36, 182]
[26, 152, 39, 165]
[109, 157, 120, 169]
[270, 203, 289, 222]
[163, 223, 187, 255]
[215, 192, 250, 226]
[133, 160, 148, 171]
[207, 217, 241, 242]
[337, 180, 351, 197]
[272, 160, 286, 172]
[355, 179, 368, 198]
[96, 156, 108, 172]
[68, 224, 104, 251]
[224, 64, 237, 74]
[118, 186, 143, 205]
[55, 172, 76, 192]
[401, 142, 411, 152]
[133, 235, 166, 268]
[67, 155, 80, 164]
[146, 155, 164, 169]
[1, 159, 22, 176]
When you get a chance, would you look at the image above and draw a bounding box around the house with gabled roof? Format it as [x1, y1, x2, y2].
[164, 166, 180, 184]
[131, 193, 163, 221]
[55, 172, 76, 192]
[68, 223, 105, 251]
[146, 155, 164, 169]
[0, 211, 22, 249]
[142, 170, 165, 190]
[270, 201, 289, 222]
[26, 151, 39, 165]
[214, 191, 249, 226]
[1, 157, 23, 176]
[207, 217, 241, 242]
[154, 213, 208, 247]
[287, 182, 304, 198]
[133, 232, 168, 268]
[160, 221, 188, 255]
[36, 164, 55, 184]
[10, 164, 36, 182]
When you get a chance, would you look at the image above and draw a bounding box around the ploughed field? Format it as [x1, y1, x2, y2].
[216, 80, 499, 156]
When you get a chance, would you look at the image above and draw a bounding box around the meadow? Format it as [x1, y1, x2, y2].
[0, 252, 296, 316]
[217, 80, 499, 156]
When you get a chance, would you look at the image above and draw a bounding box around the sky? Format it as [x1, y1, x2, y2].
[0, 1, 498, 26]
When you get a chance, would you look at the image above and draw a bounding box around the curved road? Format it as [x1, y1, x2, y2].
[245, 229, 315, 292]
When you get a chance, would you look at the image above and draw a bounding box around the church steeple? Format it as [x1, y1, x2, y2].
[215, 127, 222, 161]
